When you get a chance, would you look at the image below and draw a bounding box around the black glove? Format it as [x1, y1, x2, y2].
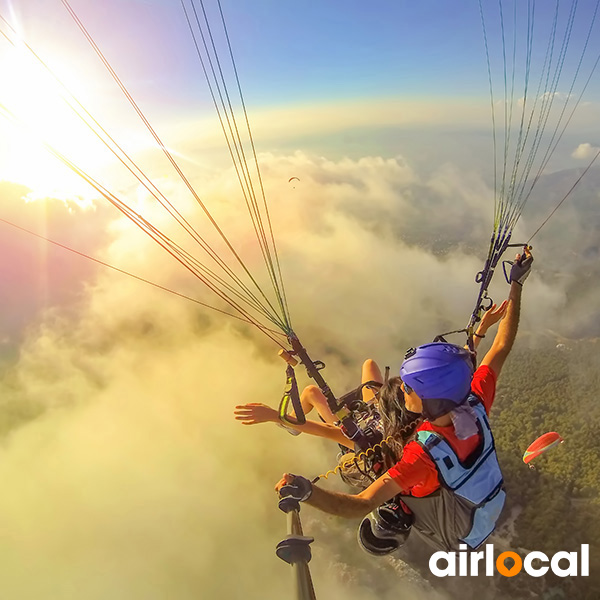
[278, 474, 313, 503]
[509, 251, 533, 285]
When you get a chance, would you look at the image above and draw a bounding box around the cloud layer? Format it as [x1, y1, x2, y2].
[1, 147, 596, 599]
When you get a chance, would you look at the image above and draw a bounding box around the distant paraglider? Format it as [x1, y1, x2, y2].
[288, 177, 300, 183]
[523, 432, 564, 469]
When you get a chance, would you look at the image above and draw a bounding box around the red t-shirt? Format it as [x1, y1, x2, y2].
[387, 365, 497, 497]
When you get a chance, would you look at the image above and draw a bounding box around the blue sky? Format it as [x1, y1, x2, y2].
[183, 0, 600, 106]
[2, 0, 600, 129]
[5, 1, 598, 102]
[217, 0, 490, 102]
[179, 0, 600, 105]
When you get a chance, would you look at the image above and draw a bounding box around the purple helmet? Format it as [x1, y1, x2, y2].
[400, 343, 474, 419]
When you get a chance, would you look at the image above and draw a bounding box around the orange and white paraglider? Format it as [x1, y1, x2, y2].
[523, 432, 564, 469]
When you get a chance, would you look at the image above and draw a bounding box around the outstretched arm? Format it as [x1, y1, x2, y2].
[234, 403, 354, 448]
[275, 472, 402, 519]
[468, 301, 509, 352]
[480, 248, 532, 377]
[480, 283, 521, 377]
[235, 359, 383, 450]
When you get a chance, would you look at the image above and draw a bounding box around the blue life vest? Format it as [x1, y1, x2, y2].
[400, 394, 505, 550]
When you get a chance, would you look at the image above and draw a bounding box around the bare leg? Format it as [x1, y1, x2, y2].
[361, 359, 383, 403]
[293, 385, 338, 424]
[293, 360, 383, 424]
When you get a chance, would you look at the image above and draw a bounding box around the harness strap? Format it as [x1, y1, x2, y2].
[278, 364, 306, 425]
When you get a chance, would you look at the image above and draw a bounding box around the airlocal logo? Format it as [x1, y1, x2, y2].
[430, 544, 589, 577]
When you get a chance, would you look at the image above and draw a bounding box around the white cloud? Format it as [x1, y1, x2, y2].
[572, 142, 600, 160]
[0, 149, 589, 599]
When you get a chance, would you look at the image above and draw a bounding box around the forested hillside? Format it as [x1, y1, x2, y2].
[489, 339, 600, 598]
[419, 338, 600, 599]
[303, 339, 600, 600]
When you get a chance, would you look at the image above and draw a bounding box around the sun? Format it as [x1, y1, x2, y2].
[0, 41, 126, 205]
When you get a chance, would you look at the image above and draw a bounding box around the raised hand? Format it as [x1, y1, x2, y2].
[509, 247, 534, 286]
[479, 300, 509, 332]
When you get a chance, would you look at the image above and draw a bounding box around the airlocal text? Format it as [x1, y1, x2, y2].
[429, 544, 589, 577]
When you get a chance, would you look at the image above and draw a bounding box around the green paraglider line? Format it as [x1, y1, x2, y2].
[444, 0, 600, 350]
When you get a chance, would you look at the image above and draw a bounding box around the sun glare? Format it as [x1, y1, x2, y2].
[0, 43, 125, 204]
